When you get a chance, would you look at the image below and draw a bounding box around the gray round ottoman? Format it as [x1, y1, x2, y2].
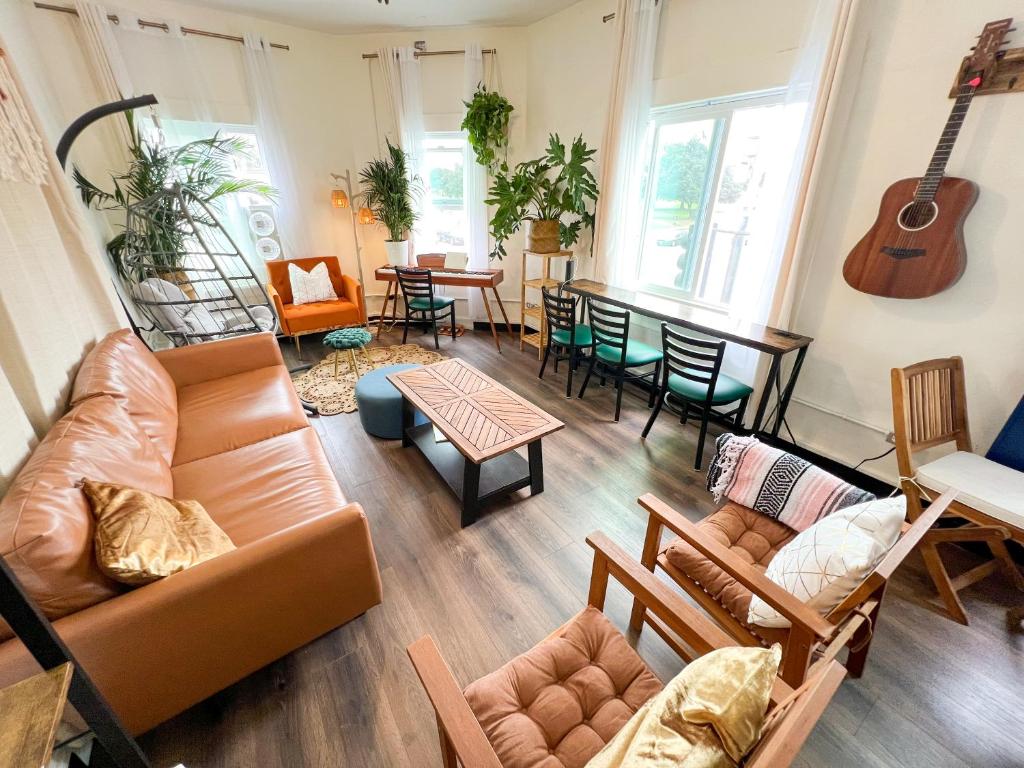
[355, 364, 428, 439]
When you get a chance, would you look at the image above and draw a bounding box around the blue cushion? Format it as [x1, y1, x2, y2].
[987, 396, 1024, 472]
[550, 325, 593, 347]
[595, 340, 663, 367]
[408, 296, 455, 311]
[355, 364, 428, 439]
[667, 371, 753, 405]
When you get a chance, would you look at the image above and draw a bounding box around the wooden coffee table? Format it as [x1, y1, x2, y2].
[388, 359, 564, 526]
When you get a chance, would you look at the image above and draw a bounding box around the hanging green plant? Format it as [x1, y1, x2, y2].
[461, 84, 513, 171]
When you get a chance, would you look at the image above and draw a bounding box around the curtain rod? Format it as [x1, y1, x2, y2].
[361, 48, 496, 60]
[33, 2, 291, 50]
[604, 1, 659, 23]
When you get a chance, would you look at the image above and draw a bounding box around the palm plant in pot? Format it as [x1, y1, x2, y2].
[357, 139, 422, 266]
[486, 133, 599, 259]
[75, 111, 275, 283]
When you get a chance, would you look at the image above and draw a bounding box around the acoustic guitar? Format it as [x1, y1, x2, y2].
[842, 19, 1012, 299]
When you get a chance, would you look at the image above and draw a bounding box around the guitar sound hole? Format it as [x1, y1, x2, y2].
[897, 201, 938, 231]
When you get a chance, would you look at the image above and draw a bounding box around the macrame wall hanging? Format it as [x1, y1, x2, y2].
[0, 48, 49, 185]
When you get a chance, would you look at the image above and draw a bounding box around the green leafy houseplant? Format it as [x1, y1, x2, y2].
[486, 133, 599, 260]
[75, 111, 275, 279]
[356, 139, 422, 243]
[461, 84, 513, 171]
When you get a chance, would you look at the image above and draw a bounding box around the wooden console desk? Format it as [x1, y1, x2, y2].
[561, 279, 813, 436]
[374, 263, 515, 352]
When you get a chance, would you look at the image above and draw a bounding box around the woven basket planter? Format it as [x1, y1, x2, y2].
[526, 219, 561, 253]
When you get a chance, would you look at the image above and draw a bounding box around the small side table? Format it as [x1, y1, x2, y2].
[323, 327, 372, 380]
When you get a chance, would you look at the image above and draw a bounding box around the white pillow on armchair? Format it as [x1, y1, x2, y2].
[289, 262, 339, 305]
[748, 496, 906, 628]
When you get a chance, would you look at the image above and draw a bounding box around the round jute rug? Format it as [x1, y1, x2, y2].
[291, 343, 445, 416]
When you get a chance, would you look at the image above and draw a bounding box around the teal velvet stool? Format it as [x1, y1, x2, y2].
[323, 327, 372, 379]
[355, 364, 428, 439]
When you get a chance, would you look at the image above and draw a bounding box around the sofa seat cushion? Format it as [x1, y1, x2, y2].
[464, 606, 663, 768]
[281, 299, 361, 334]
[71, 329, 178, 463]
[663, 503, 795, 641]
[917, 450, 1024, 530]
[0, 396, 173, 638]
[172, 365, 308, 466]
[171, 427, 345, 546]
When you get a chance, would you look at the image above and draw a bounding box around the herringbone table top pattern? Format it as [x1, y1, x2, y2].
[388, 358, 564, 463]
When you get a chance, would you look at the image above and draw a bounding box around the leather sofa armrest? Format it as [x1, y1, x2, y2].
[267, 283, 290, 335]
[341, 274, 366, 323]
[155, 332, 284, 388]
[0, 502, 383, 734]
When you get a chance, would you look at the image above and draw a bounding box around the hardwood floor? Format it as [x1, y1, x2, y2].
[139, 329, 1024, 767]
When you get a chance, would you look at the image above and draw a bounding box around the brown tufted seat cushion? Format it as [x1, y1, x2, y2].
[664, 503, 796, 643]
[463, 606, 663, 768]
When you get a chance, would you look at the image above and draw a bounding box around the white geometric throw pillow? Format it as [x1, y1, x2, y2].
[289, 262, 338, 305]
[748, 496, 906, 628]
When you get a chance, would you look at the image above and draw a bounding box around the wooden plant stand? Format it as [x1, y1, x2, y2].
[519, 249, 571, 359]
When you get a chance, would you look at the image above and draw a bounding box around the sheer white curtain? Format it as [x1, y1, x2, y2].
[243, 33, 312, 261]
[722, 0, 861, 405]
[0, 38, 125, 493]
[464, 43, 489, 320]
[72, 0, 134, 150]
[592, 0, 662, 285]
[376, 46, 426, 251]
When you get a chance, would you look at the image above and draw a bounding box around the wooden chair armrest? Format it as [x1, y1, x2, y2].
[745, 660, 846, 768]
[638, 494, 835, 639]
[872, 488, 956, 580]
[925, 524, 1009, 544]
[585, 531, 735, 656]
[407, 636, 503, 768]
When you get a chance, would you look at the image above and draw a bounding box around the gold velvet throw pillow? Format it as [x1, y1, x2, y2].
[81, 480, 235, 586]
[586, 644, 782, 768]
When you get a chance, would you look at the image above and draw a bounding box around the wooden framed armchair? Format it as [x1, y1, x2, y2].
[892, 357, 1024, 624]
[408, 531, 847, 768]
[266, 256, 366, 357]
[631, 490, 955, 687]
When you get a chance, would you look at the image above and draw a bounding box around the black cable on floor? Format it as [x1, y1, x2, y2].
[852, 446, 895, 471]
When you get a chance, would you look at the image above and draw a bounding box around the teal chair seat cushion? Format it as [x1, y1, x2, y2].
[595, 340, 663, 366]
[667, 371, 753, 405]
[354, 363, 429, 439]
[550, 324, 593, 347]
[323, 327, 372, 349]
[408, 296, 455, 311]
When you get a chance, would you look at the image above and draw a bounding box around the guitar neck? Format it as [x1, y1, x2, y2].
[914, 82, 978, 202]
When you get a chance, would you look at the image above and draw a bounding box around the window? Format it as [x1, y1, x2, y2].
[635, 89, 798, 310]
[419, 132, 468, 254]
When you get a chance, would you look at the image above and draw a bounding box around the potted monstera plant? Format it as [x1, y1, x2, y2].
[486, 133, 598, 259]
[357, 140, 422, 266]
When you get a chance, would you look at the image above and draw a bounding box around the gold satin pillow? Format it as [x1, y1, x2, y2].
[586, 644, 781, 768]
[81, 479, 235, 586]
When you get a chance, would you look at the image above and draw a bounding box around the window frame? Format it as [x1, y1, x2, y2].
[635, 87, 789, 311]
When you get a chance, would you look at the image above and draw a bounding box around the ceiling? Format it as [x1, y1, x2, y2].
[173, 0, 584, 34]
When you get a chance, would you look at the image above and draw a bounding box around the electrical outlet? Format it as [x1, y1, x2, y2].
[884, 431, 896, 445]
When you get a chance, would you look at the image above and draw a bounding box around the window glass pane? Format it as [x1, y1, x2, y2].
[420, 135, 467, 254]
[697, 103, 785, 306]
[637, 119, 718, 294]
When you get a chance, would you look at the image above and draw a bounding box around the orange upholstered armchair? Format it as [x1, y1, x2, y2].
[266, 256, 366, 356]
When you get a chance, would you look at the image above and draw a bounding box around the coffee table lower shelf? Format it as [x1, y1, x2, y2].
[402, 422, 544, 527]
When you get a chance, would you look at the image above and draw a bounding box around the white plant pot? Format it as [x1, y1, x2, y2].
[384, 240, 409, 267]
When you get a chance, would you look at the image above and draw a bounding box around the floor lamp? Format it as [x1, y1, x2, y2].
[330, 171, 372, 330]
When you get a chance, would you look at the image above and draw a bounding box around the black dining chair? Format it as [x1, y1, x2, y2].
[577, 300, 663, 422]
[396, 268, 456, 350]
[539, 287, 593, 398]
[642, 322, 753, 469]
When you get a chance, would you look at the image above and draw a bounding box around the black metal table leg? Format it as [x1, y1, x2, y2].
[772, 345, 808, 438]
[751, 353, 782, 435]
[401, 395, 414, 447]
[528, 440, 544, 495]
[462, 460, 481, 527]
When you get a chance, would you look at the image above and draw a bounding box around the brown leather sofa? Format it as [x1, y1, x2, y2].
[0, 329, 382, 734]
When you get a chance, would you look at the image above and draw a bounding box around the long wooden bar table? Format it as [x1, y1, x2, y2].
[561, 279, 813, 437]
[374, 264, 515, 352]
